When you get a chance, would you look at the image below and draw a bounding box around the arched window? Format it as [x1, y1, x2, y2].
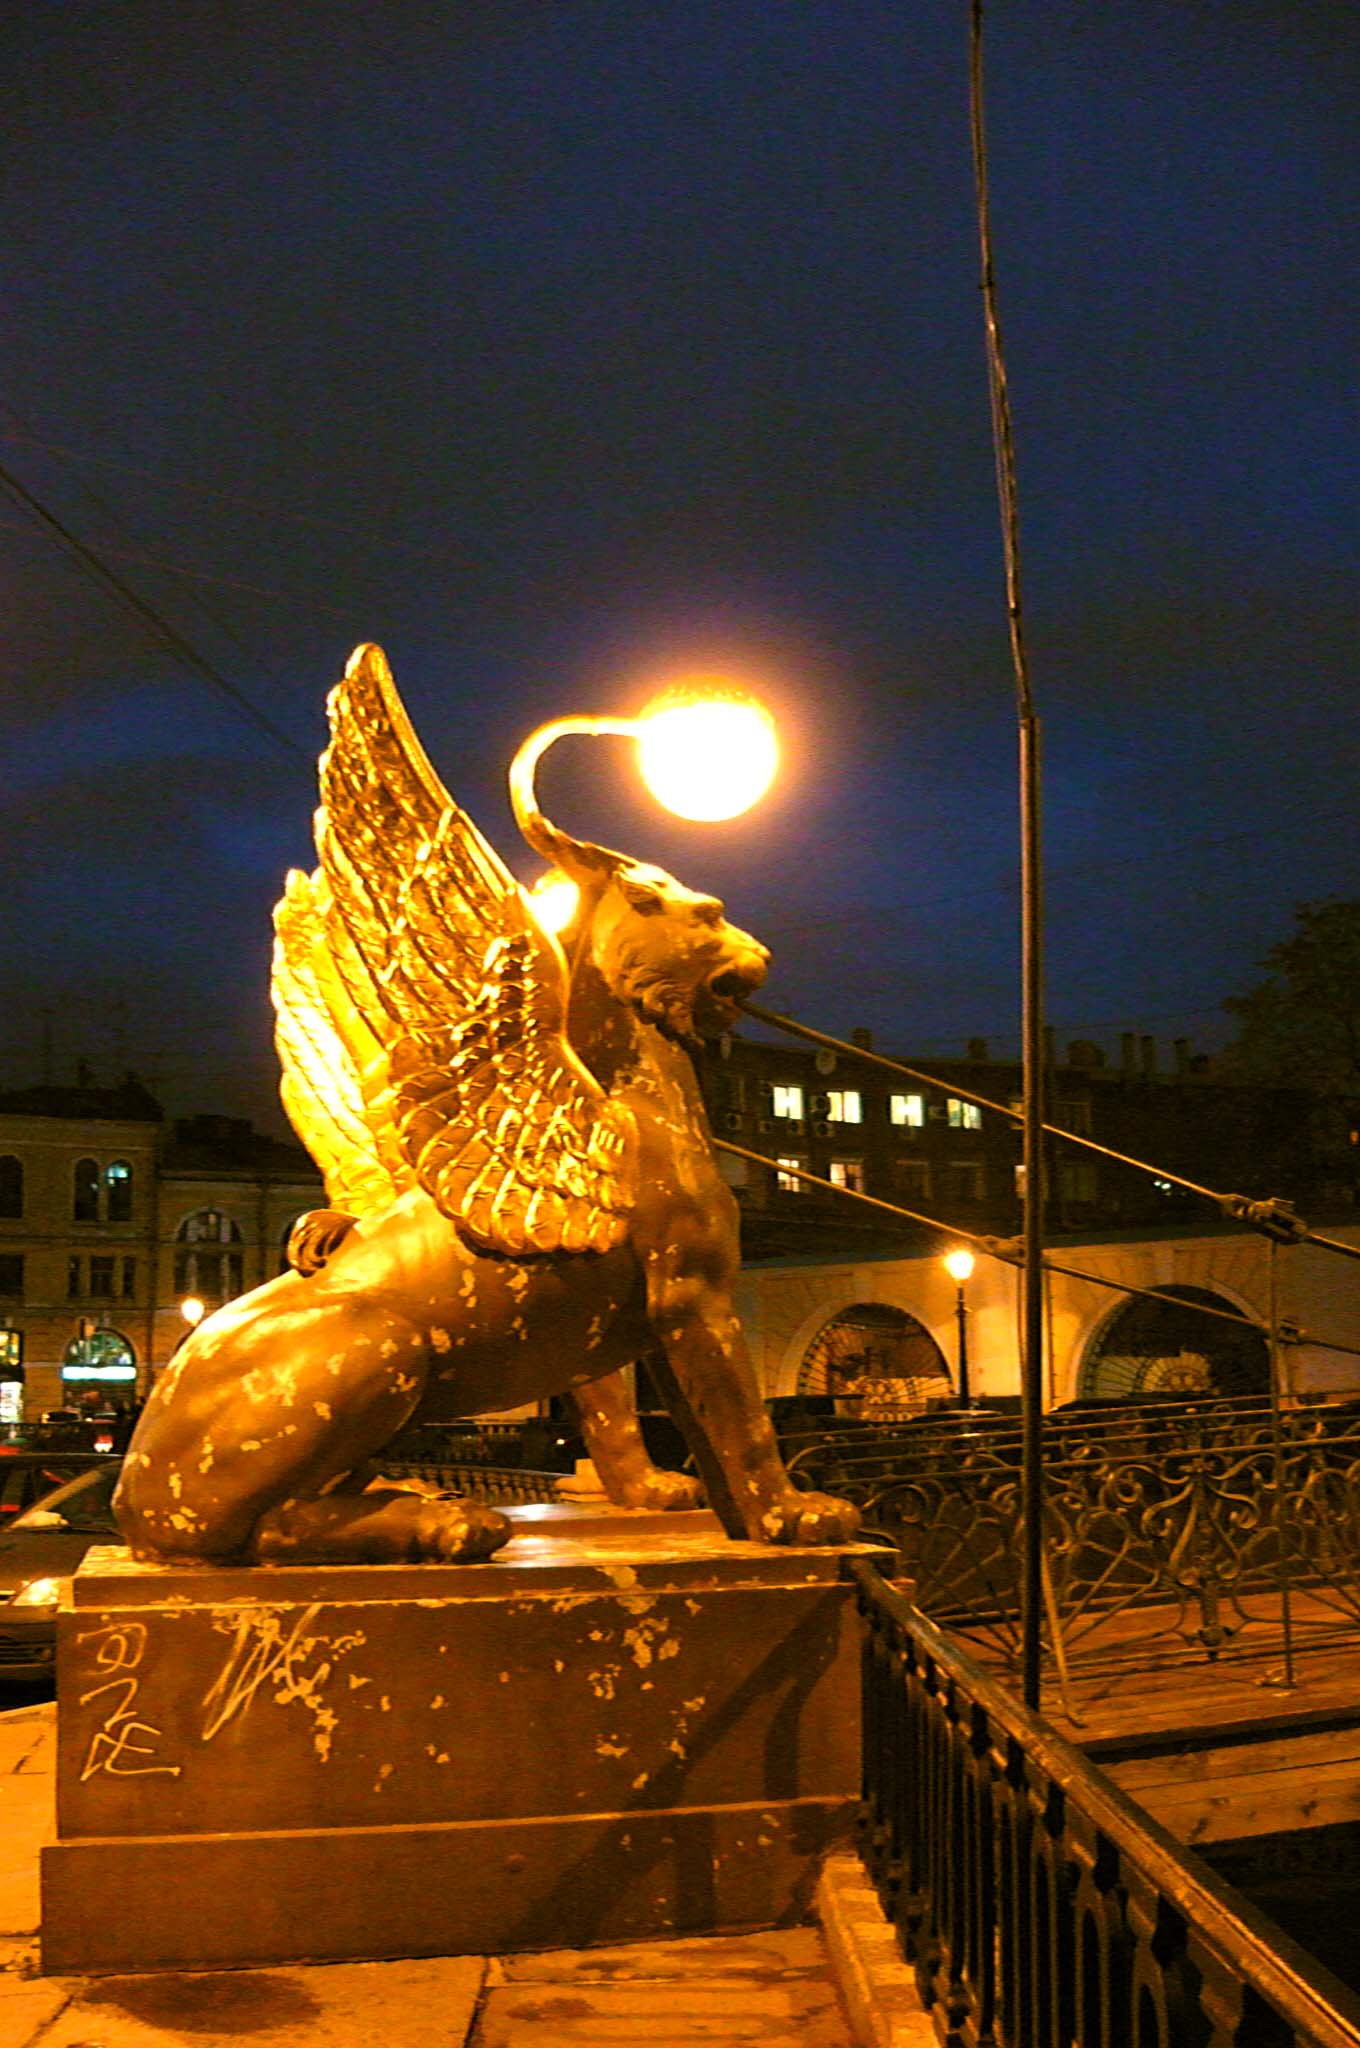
[62, 1326, 137, 1387]
[0, 1156, 22, 1218]
[73, 1157, 100, 1223]
[799, 1303, 952, 1418]
[1078, 1286, 1269, 1400]
[174, 1209, 245, 1305]
[105, 1159, 133, 1223]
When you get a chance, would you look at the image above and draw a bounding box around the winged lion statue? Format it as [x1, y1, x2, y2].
[115, 645, 858, 1565]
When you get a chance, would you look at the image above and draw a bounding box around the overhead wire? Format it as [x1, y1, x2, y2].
[714, 1143, 1360, 1359]
[738, 996, 1360, 1265]
[0, 454, 308, 762]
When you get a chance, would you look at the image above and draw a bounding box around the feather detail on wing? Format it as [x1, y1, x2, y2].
[272, 641, 637, 1255]
[272, 868, 408, 1218]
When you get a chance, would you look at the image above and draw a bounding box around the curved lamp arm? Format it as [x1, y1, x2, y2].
[508, 715, 639, 876]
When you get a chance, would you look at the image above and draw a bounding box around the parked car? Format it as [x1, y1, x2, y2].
[0, 1462, 123, 1684]
[0, 1452, 115, 1523]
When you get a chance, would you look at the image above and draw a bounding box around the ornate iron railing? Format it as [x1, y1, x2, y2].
[377, 1458, 564, 1504]
[854, 1558, 1360, 2046]
[786, 1396, 1360, 1668]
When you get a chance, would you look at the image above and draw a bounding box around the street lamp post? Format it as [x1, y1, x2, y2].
[943, 1248, 975, 1406]
[176, 1296, 205, 1355]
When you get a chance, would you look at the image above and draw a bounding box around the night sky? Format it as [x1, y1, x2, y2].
[4, 2, 1355, 1134]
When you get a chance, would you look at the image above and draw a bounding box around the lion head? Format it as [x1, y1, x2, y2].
[586, 860, 769, 1039]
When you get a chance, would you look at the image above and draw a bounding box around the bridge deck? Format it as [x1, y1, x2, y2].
[957, 1590, 1360, 1849]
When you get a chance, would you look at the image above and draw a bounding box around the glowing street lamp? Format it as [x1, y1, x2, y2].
[177, 1296, 205, 1353]
[633, 688, 778, 822]
[943, 1247, 976, 1406]
[512, 682, 780, 936]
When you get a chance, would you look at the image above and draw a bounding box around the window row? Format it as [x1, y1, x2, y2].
[713, 1084, 985, 1130]
[773, 1156, 991, 1205]
[0, 1205, 312, 1310]
[73, 1157, 135, 1223]
[68, 1254, 139, 1301]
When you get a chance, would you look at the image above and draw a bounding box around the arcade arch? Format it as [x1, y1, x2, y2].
[1077, 1284, 1269, 1400]
[797, 1301, 952, 1417]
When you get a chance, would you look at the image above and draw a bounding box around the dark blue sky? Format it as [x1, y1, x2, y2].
[3, 2, 1355, 1130]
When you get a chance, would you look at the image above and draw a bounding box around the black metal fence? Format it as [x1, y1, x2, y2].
[853, 1557, 1360, 2046]
[785, 1395, 1360, 1673]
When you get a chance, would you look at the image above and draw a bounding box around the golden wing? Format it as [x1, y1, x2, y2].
[272, 867, 410, 1219]
[280, 641, 637, 1257]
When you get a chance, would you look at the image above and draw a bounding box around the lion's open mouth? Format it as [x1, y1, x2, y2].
[708, 967, 760, 1004]
[697, 953, 768, 1029]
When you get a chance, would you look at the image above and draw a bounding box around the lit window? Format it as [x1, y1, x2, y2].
[890, 1094, 924, 1128]
[772, 1084, 804, 1120]
[828, 1159, 865, 1193]
[827, 1090, 862, 1124]
[105, 1159, 133, 1222]
[947, 1099, 982, 1130]
[775, 1156, 806, 1193]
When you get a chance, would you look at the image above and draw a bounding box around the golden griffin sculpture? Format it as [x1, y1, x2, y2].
[115, 645, 858, 1565]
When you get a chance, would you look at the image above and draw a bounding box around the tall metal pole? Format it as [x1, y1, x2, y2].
[1019, 715, 1045, 1708]
[970, 0, 1046, 1708]
[955, 1278, 972, 1406]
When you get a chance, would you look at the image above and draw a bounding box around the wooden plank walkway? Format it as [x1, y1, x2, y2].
[956, 1590, 1360, 1850]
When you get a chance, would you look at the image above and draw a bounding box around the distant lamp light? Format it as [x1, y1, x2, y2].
[943, 1248, 976, 1406]
[180, 1296, 205, 1330]
[526, 871, 580, 937]
[635, 688, 779, 822]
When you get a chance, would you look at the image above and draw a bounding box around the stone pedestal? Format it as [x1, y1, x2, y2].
[41, 1506, 878, 1973]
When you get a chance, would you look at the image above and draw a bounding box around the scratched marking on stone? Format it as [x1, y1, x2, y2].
[77, 1620, 182, 1782]
[201, 1604, 366, 1759]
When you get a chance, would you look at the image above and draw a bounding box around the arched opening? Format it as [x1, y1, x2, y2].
[105, 1159, 134, 1223]
[73, 1156, 100, 1223]
[1079, 1284, 1269, 1400]
[798, 1302, 952, 1418]
[62, 1327, 137, 1388]
[174, 1209, 245, 1306]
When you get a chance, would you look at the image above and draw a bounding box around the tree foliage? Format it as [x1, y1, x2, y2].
[1223, 899, 1360, 1095]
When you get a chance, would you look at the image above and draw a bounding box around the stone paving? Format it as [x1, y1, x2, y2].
[2, 1701, 933, 2047]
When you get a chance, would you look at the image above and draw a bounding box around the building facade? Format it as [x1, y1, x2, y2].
[734, 1221, 1360, 1413]
[0, 1081, 322, 1420]
[695, 1027, 1357, 1261]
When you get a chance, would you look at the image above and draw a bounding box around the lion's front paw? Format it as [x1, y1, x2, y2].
[415, 1497, 512, 1562]
[757, 1489, 861, 1547]
[634, 1468, 706, 1513]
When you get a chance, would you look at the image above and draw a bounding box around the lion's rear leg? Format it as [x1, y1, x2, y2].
[568, 1369, 705, 1512]
[253, 1488, 510, 1565]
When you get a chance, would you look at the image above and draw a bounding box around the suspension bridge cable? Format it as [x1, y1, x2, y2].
[715, 1141, 1360, 1358]
[0, 456, 307, 762]
[741, 997, 1360, 1263]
